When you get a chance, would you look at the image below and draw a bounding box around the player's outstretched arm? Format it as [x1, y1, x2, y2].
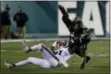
[59, 5, 73, 32]
[59, 5, 68, 16]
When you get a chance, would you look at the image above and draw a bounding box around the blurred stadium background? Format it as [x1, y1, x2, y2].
[1, 1, 110, 74]
[1, 1, 110, 39]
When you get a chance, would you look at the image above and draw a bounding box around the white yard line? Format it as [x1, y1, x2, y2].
[1, 50, 7, 52]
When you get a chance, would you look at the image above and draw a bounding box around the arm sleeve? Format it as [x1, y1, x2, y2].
[59, 5, 68, 16]
[59, 5, 73, 31]
[62, 15, 73, 30]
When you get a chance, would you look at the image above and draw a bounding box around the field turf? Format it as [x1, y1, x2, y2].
[1, 40, 110, 74]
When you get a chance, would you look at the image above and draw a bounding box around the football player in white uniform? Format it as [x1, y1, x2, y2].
[5, 40, 73, 69]
[51, 40, 73, 62]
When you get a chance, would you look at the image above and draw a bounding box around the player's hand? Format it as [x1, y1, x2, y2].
[58, 4, 69, 17]
[59, 5, 64, 10]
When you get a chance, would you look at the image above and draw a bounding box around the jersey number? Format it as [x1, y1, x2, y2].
[58, 50, 63, 55]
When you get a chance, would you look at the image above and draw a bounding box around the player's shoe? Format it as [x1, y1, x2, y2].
[4, 61, 15, 68]
[80, 56, 91, 69]
[22, 40, 31, 53]
[86, 56, 91, 63]
[24, 46, 32, 53]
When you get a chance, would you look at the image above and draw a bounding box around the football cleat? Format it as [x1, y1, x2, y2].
[4, 61, 14, 68]
[24, 46, 31, 53]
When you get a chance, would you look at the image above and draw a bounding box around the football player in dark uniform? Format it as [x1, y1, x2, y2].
[59, 5, 91, 69]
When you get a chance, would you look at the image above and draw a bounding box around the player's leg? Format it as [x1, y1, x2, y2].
[5, 57, 51, 68]
[74, 49, 90, 69]
[24, 43, 59, 67]
[80, 50, 87, 69]
[6, 25, 11, 39]
[80, 35, 91, 66]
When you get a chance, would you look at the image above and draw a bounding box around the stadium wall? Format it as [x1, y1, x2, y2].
[1, 1, 110, 39]
[58, 1, 110, 37]
[1, 1, 58, 34]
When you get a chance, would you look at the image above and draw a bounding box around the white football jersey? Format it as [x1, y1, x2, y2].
[55, 47, 73, 67]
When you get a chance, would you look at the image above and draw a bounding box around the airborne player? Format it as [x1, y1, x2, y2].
[59, 5, 91, 69]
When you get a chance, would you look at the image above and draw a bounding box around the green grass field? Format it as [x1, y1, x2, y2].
[1, 40, 110, 74]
